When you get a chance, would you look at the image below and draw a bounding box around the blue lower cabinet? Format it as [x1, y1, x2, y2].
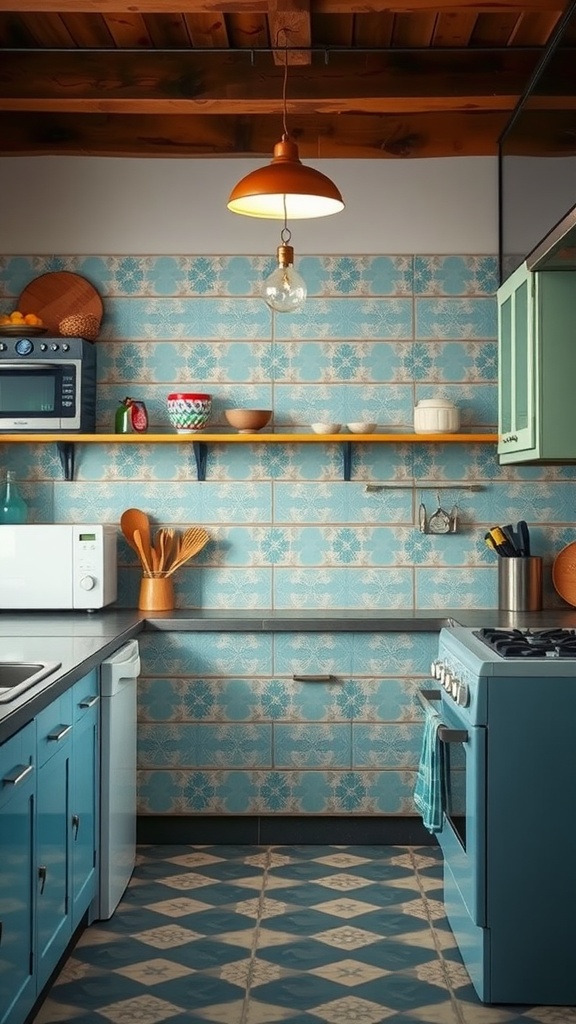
[70, 672, 99, 929]
[0, 721, 36, 1024]
[35, 692, 73, 993]
[0, 669, 101, 1023]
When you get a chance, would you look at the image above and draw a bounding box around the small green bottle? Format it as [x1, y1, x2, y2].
[0, 470, 28, 524]
[115, 398, 132, 433]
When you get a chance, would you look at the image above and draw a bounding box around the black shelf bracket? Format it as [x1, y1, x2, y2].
[57, 442, 76, 481]
[192, 441, 208, 481]
[342, 441, 352, 481]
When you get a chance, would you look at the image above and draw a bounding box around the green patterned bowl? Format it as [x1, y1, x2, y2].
[167, 393, 212, 433]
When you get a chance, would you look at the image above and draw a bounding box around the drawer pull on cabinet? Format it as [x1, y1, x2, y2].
[38, 866, 47, 895]
[72, 813, 80, 839]
[2, 762, 33, 786]
[47, 724, 72, 742]
[292, 674, 336, 683]
[79, 695, 99, 709]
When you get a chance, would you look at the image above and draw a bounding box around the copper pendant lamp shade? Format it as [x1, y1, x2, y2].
[228, 135, 345, 220]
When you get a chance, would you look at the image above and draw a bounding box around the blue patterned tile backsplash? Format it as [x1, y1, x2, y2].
[4, 250, 573, 820]
[2, 251, 575, 615]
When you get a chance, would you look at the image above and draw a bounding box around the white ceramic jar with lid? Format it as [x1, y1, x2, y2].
[413, 398, 460, 434]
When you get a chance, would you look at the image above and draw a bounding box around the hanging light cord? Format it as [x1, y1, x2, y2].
[278, 27, 290, 140]
[280, 27, 291, 244]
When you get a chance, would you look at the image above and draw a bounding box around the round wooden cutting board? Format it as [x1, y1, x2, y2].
[18, 272, 103, 335]
[552, 541, 576, 607]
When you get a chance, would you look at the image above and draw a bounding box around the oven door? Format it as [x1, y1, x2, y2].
[421, 690, 487, 926]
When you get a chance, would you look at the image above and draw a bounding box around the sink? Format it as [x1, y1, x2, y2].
[0, 661, 62, 703]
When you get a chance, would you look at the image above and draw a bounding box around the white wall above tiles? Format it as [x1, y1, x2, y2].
[0, 156, 497, 255]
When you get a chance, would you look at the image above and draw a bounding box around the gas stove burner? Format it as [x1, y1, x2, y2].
[475, 627, 576, 658]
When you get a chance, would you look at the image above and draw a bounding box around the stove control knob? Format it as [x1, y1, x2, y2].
[443, 670, 452, 690]
[456, 682, 470, 707]
[431, 659, 445, 680]
[450, 676, 460, 699]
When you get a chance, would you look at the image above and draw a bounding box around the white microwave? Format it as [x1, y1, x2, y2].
[0, 524, 117, 610]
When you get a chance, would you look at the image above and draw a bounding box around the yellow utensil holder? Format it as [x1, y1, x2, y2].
[138, 576, 175, 611]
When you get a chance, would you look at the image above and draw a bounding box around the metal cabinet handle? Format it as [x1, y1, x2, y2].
[72, 813, 80, 839]
[78, 695, 99, 709]
[38, 866, 47, 894]
[47, 724, 72, 742]
[292, 674, 336, 682]
[2, 763, 34, 786]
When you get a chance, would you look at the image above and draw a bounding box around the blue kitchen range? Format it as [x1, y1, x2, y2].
[420, 625, 576, 1005]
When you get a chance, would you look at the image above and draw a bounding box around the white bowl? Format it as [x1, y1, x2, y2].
[311, 422, 341, 434]
[346, 422, 377, 433]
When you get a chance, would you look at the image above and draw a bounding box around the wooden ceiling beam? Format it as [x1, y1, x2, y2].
[1, 108, 571, 158]
[269, 0, 311, 64]
[0, 1, 565, 13]
[0, 110, 512, 156]
[0, 49, 551, 116]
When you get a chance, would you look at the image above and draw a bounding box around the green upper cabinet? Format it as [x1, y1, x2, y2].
[498, 261, 576, 463]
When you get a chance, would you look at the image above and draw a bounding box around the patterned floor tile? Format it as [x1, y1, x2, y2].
[31, 844, 572, 1024]
[113, 958, 195, 986]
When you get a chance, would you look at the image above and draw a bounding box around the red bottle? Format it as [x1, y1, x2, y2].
[115, 397, 148, 433]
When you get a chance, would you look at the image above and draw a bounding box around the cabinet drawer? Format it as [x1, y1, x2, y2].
[36, 690, 73, 766]
[0, 719, 35, 810]
[71, 669, 99, 724]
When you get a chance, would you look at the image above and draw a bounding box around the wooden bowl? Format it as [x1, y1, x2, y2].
[224, 409, 272, 433]
[552, 541, 576, 606]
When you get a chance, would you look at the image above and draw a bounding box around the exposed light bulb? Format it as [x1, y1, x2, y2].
[263, 243, 307, 313]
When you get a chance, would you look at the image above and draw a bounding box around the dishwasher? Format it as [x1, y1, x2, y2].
[98, 638, 140, 919]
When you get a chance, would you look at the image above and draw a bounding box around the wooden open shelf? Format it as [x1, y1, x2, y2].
[0, 431, 498, 444]
[0, 431, 498, 481]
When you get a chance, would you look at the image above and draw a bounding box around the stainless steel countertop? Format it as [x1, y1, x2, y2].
[2, 606, 576, 743]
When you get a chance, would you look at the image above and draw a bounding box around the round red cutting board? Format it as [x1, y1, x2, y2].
[552, 541, 576, 607]
[18, 272, 103, 335]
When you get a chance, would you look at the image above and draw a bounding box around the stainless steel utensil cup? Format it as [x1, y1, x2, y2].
[498, 556, 543, 611]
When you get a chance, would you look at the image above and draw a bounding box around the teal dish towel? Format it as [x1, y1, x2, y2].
[414, 701, 444, 834]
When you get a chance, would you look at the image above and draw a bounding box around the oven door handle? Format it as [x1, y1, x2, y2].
[0, 361, 60, 369]
[438, 726, 468, 743]
[418, 690, 468, 742]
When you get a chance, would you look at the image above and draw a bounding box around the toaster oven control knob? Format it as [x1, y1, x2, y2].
[50, 343, 59, 351]
[80, 575, 96, 591]
[39, 343, 48, 351]
[456, 681, 470, 707]
[0, 343, 6, 351]
[61, 343, 70, 351]
[15, 338, 33, 355]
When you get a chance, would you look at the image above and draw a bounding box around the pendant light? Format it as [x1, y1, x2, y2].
[263, 221, 307, 313]
[227, 37, 344, 220]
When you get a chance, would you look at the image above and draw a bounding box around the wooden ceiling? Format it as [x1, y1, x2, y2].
[0, 1, 575, 159]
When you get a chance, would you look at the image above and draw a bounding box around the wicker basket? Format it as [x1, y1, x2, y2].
[58, 313, 100, 341]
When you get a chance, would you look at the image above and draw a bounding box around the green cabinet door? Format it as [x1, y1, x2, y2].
[497, 261, 536, 457]
[498, 262, 576, 463]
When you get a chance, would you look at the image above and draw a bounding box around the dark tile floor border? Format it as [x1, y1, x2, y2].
[137, 814, 438, 846]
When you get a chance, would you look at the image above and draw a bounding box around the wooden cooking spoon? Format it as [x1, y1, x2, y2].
[133, 528, 153, 576]
[121, 508, 153, 565]
[165, 527, 210, 575]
